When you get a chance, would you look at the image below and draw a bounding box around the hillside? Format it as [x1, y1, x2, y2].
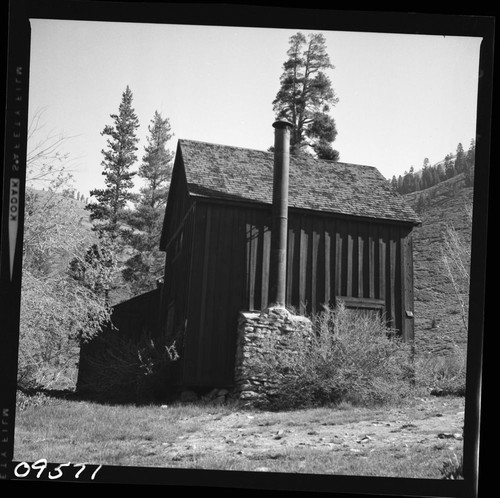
[403, 173, 473, 357]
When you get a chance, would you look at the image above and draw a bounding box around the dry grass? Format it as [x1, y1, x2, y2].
[14, 391, 464, 480]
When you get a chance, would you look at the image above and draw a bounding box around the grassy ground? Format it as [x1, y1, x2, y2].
[13, 391, 464, 479]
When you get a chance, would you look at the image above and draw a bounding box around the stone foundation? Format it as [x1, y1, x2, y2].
[233, 306, 312, 406]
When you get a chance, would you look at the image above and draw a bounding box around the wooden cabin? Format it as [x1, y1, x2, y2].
[159, 130, 421, 389]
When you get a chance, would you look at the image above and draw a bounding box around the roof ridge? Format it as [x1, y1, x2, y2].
[178, 138, 272, 155]
[178, 138, 381, 170]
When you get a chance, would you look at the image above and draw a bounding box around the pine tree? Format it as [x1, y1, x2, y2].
[390, 175, 398, 191]
[413, 170, 421, 192]
[86, 85, 140, 239]
[429, 164, 439, 187]
[122, 111, 174, 294]
[444, 153, 455, 179]
[454, 143, 466, 174]
[401, 170, 410, 194]
[421, 158, 431, 190]
[273, 32, 339, 160]
[464, 139, 475, 187]
[397, 174, 403, 193]
[466, 139, 475, 165]
[408, 166, 416, 193]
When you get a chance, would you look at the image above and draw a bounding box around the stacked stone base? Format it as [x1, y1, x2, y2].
[233, 306, 312, 407]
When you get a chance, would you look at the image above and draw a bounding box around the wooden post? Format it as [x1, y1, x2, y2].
[269, 119, 293, 308]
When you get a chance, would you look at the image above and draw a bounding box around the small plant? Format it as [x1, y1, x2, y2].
[440, 454, 464, 479]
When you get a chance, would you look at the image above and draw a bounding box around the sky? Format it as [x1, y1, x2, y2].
[26, 17, 482, 199]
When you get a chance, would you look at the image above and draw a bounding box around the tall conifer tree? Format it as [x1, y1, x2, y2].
[444, 153, 455, 179]
[86, 85, 140, 239]
[464, 139, 475, 187]
[454, 143, 466, 174]
[122, 111, 174, 294]
[273, 32, 339, 160]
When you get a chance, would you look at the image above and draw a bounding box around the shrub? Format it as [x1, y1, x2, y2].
[414, 344, 467, 396]
[440, 202, 472, 335]
[78, 329, 179, 403]
[257, 302, 414, 410]
[18, 271, 112, 392]
[440, 454, 464, 480]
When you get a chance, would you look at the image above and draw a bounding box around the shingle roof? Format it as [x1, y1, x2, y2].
[178, 139, 421, 225]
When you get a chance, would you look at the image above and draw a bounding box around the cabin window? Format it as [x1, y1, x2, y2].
[338, 296, 386, 322]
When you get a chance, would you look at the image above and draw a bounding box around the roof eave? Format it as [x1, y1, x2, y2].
[188, 192, 421, 227]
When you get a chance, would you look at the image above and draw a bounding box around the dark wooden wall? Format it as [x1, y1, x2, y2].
[161, 199, 415, 388]
[180, 202, 248, 386]
[251, 209, 415, 339]
[159, 160, 193, 342]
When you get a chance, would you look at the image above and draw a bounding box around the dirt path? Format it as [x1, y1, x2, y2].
[162, 396, 464, 471]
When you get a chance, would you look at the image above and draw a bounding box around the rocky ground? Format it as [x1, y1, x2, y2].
[159, 395, 465, 475]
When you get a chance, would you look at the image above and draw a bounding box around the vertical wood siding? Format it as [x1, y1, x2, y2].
[160, 200, 196, 385]
[182, 203, 248, 386]
[244, 208, 414, 335]
[158, 165, 193, 351]
[163, 201, 415, 387]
